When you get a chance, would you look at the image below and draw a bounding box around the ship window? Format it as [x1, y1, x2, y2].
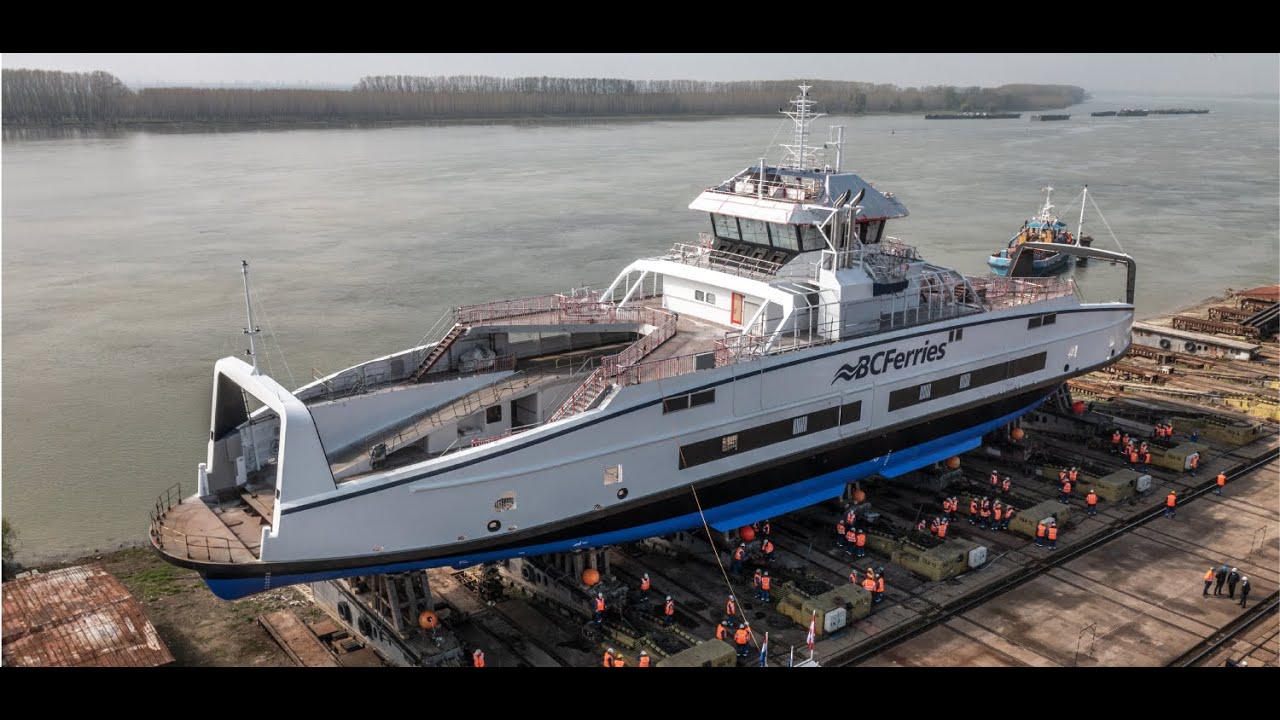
[769, 224, 801, 251]
[793, 416, 808, 435]
[604, 465, 623, 485]
[738, 218, 770, 246]
[955, 327, 963, 341]
[722, 434, 739, 453]
[695, 290, 705, 302]
[486, 405, 502, 424]
[1028, 316, 1043, 329]
[919, 383, 932, 400]
[494, 491, 517, 512]
[690, 389, 716, 407]
[712, 214, 741, 241]
[1042, 313, 1056, 325]
[705, 292, 717, 305]
[959, 372, 972, 389]
[799, 225, 826, 251]
[663, 395, 690, 413]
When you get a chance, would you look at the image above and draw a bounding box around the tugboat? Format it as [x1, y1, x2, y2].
[987, 186, 1090, 277]
[148, 85, 1136, 600]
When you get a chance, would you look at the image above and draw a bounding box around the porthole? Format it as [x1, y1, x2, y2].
[487, 520, 501, 533]
[617, 487, 629, 500]
[1063, 364, 1070, 372]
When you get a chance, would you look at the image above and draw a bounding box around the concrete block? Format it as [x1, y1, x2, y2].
[777, 584, 870, 635]
[892, 538, 980, 581]
[1078, 469, 1144, 502]
[1179, 417, 1263, 447]
[1008, 500, 1072, 538]
[659, 639, 737, 668]
[1150, 442, 1210, 472]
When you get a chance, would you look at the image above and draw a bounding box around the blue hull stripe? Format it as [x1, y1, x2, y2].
[204, 395, 1044, 600]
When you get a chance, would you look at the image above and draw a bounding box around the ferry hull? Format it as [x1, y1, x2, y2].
[987, 252, 1072, 277]
[182, 385, 1055, 600]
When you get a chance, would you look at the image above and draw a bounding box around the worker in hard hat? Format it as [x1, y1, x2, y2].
[593, 591, 606, 624]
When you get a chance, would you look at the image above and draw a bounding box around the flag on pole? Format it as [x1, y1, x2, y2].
[759, 631, 769, 667]
[806, 611, 816, 652]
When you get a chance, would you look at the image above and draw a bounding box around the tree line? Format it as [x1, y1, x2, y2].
[3, 69, 1087, 126]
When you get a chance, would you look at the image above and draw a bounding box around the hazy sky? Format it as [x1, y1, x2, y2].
[3, 53, 1277, 95]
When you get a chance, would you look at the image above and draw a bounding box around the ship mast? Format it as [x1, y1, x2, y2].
[780, 82, 825, 171]
[241, 260, 261, 374]
[1076, 185, 1088, 239]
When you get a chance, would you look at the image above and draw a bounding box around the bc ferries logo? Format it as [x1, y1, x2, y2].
[832, 340, 948, 383]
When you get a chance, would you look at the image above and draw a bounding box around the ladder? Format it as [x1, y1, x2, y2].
[410, 324, 468, 382]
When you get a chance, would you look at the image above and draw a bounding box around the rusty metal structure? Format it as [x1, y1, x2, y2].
[1, 564, 174, 667]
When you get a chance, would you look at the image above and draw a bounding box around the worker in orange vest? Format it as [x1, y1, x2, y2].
[969, 498, 979, 524]
[593, 592, 606, 624]
[844, 526, 857, 555]
[472, 648, 485, 668]
[1139, 441, 1148, 456]
[733, 623, 751, 658]
[941, 497, 952, 518]
[1165, 491, 1177, 519]
[731, 543, 747, 575]
[990, 470, 1000, 490]
[936, 518, 948, 539]
[1002, 506, 1015, 531]
[752, 568, 763, 599]
[1047, 521, 1059, 550]
[1141, 450, 1151, 470]
[836, 519, 847, 547]
[1001, 477, 1011, 496]
[759, 519, 771, 537]
[1129, 447, 1140, 467]
[639, 572, 651, 602]
[663, 596, 675, 626]
[1068, 467, 1079, 483]
[603, 648, 615, 667]
[1060, 480, 1072, 504]
[724, 595, 737, 622]
[929, 517, 940, 536]
[760, 571, 772, 602]
[638, 650, 651, 667]
[845, 508, 857, 528]
[1189, 453, 1200, 476]
[1121, 433, 1131, 450]
[1036, 521, 1047, 547]
[1216, 471, 1227, 495]
[614, 652, 627, 667]
[1203, 567, 1216, 597]
[992, 503, 1003, 530]
[761, 538, 776, 564]
[1086, 489, 1098, 516]
[979, 497, 992, 529]
[860, 574, 877, 596]
[874, 570, 886, 604]
[715, 620, 729, 641]
[1111, 429, 1122, 452]
[855, 529, 867, 558]
[1058, 468, 1068, 484]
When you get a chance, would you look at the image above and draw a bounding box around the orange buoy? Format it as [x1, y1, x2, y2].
[418, 610, 439, 630]
[582, 568, 601, 587]
[739, 525, 757, 542]
[945, 456, 961, 470]
[1071, 401, 1086, 415]
[1010, 427, 1026, 441]
[852, 489, 867, 504]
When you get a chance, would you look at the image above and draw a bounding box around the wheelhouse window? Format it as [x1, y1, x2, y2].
[799, 225, 826, 251]
[737, 218, 771, 246]
[712, 214, 741, 241]
[769, 224, 800, 251]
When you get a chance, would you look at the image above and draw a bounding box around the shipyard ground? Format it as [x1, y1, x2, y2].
[27, 288, 1278, 667]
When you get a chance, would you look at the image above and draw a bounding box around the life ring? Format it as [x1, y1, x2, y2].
[337, 601, 352, 623]
[1159, 338, 1171, 350]
[357, 615, 373, 636]
[1184, 341, 1197, 353]
[521, 565, 531, 580]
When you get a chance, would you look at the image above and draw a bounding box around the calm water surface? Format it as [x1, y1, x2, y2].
[4, 92, 1277, 562]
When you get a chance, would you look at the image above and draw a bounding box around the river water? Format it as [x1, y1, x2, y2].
[3, 92, 1276, 562]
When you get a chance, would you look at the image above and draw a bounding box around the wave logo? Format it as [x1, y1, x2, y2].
[831, 340, 948, 384]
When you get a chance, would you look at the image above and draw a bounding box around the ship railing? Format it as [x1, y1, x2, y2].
[966, 275, 1077, 310]
[657, 239, 783, 280]
[706, 176, 823, 203]
[151, 524, 237, 564]
[816, 238, 920, 278]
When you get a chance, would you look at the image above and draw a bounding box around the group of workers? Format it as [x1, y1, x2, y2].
[1034, 518, 1060, 549]
[1109, 430, 1153, 470]
[1202, 564, 1251, 607]
[731, 519, 776, 575]
[600, 648, 651, 667]
[963, 495, 1015, 532]
[849, 565, 886, 604]
[836, 507, 869, 557]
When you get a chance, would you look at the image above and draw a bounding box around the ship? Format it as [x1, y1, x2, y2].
[149, 84, 1137, 600]
[1090, 111, 1117, 117]
[924, 112, 1021, 119]
[1117, 109, 1149, 117]
[987, 186, 1093, 277]
[1030, 114, 1070, 121]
